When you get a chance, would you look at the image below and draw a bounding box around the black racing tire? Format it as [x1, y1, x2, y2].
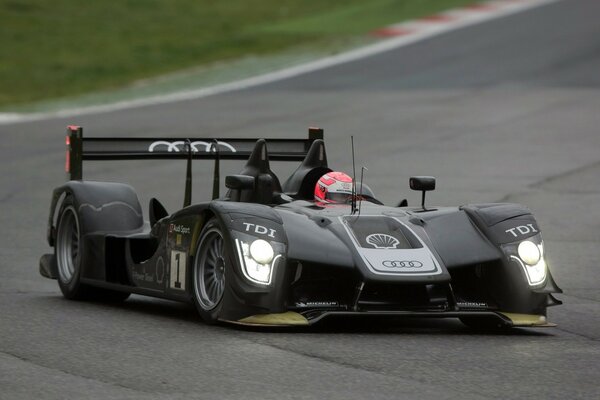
[55, 196, 88, 299]
[192, 218, 229, 323]
[459, 316, 511, 331]
[55, 196, 130, 302]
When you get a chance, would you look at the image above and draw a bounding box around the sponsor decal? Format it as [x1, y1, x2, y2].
[456, 301, 488, 309]
[295, 301, 340, 308]
[340, 216, 443, 277]
[242, 222, 276, 238]
[132, 265, 156, 283]
[132, 270, 145, 282]
[381, 260, 423, 268]
[148, 140, 236, 153]
[170, 250, 187, 290]
[169, 224, 191, 235]
[168, 223, 191, 247]
[366, 233, 399, 249]
[156, 257, 165, 284]
[505, 224, 538, 238]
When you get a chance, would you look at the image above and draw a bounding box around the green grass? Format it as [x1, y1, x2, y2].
[0, 0, 477, 109]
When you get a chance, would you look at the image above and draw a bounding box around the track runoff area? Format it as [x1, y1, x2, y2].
[0, 0, 558, 125]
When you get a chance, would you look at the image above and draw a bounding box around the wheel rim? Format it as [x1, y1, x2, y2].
[194, 228, 226, 310]
[56, 206, 80, 284]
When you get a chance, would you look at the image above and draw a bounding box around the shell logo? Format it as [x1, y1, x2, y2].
[366, 233, 399, 249]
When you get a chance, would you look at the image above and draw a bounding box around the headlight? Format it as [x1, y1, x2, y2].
[518, 240, 541, 265]
[235, 239, 280, 285]
[524, 258, 547, 286]
[249, 239, 274, 264]
[509, 239, 546, 287]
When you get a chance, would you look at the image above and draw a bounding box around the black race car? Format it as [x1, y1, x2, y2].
[40, 126, 562, 328]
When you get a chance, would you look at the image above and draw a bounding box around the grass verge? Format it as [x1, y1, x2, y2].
[0, 0, 477, 110]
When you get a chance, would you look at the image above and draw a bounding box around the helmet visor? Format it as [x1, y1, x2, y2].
[326, 192, 353, 203]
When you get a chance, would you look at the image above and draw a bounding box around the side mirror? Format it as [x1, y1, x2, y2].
[409, 176, 436, 209]
[409, 176, 435, 192]
[225, 175, 255, 190]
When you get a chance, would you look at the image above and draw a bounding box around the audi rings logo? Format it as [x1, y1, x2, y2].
[381, 260, 423, 268]
[148, 140, 236, 153]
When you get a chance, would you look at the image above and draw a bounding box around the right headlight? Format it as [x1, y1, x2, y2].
[249, 239, 274, 265]
[235, 238, 280, 285]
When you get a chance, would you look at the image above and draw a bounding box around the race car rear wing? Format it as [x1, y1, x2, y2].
[65, 125, 324, 203]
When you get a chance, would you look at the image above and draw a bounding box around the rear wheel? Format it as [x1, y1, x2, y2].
[55, 196, 129, 302]
[192, 219, 228, 323]
[56, 199, 87, 299]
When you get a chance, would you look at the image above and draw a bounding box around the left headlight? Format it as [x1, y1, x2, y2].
[235, 239, 280, 285]
[509, 239, 546, 287]
[518, 240, 541, 265]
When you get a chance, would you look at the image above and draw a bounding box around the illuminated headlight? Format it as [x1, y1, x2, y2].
[518, 240, 541, 265]
[235, 239, 280, 285]
[510, 239, 546, 287]
[249, 239, 274, 264]
[524, 258, 547, 286]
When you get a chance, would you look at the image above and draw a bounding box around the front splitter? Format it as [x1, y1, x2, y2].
[222, 309, 555, 328]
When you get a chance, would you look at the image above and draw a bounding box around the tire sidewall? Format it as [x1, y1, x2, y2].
[192, 218, 229, 323]
[56, 196, 85, 299]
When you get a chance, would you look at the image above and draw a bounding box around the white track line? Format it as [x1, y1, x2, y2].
[0, 0, 559, 125]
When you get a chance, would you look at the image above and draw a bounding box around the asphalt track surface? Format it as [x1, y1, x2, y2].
[1, 0, 600, 398]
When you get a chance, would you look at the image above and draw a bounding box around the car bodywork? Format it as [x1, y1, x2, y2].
[40, 126, 562, 328]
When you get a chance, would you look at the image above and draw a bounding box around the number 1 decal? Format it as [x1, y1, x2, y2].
[170, 250, 187, 290]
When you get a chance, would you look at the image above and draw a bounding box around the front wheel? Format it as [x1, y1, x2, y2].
[192, 219, 228, 323]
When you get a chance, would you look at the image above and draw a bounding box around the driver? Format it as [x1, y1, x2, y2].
[314, 171, 354, 203]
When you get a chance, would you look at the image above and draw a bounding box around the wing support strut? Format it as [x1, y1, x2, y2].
[184, 139, 192, 207]
[212, 139, 220, 200]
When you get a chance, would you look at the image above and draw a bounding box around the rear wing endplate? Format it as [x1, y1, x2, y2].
[65, 125, 324, 204]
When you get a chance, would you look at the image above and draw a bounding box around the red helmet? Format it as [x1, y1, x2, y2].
[314, 171, 354, 203]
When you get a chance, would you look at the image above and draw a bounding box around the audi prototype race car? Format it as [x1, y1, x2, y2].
[40, 126, 562, 328]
